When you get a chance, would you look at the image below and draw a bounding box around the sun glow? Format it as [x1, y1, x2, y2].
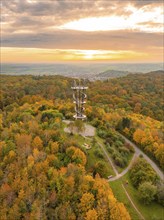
[79, 50, 112, 59]
[83, 51, 94, 59]
[1, 47, 151, 63]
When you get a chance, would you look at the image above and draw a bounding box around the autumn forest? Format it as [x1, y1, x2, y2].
[0, 71, 164, 220]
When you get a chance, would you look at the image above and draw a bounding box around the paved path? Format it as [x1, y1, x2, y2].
[97, 138, 145, 219]
[96, 133, 163, 182]
[118, 133, 163, 180]
[108, 154, 137, 181]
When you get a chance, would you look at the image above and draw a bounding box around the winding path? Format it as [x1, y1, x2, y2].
[97, 134, 163, 220]
[96, 134, 163, 182]
[63, 120, 163, 181]
[118, 133, 163, 180]
[97, 138, 146, 219]
[96, 133, 163, 220]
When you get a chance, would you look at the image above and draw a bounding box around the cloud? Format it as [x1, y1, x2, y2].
[2, 29, 163, 51]
[2, 0, 162, 31]
[132, 0, 163, 7]
[2, 0, 163, 34]
[1, 0, 163, 62]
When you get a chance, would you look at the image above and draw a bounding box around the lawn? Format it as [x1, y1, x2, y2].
[109, 179, 141, 220]
[122, 173, 164, 220]
[110, 172, 164, 220]
[62, 130, 114, 178]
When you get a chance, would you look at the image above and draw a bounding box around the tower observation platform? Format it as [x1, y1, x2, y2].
[71, 79, 88, 120]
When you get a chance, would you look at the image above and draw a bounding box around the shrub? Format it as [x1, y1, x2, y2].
[130, 158, 158, 188]
[106, 145, 114, 154]
[138, 182, 157, 204]
[114, 156, 126, 168]
[156, 180, 164, 206]
[97, 129, 107, 138]
[124, 143, 134, 153]
[119, 147, 130, 155]
[94, 149, 104, 159]
[93, 161, 108, 178]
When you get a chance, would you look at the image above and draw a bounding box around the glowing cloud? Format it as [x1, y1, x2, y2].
[60, 6, 163, 33]
[1, 0, 163, 62]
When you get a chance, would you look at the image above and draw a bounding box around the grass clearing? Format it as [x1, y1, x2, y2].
[109, 179, 141, 220]
[86, 142, 115, 178]
[122, 173, 164, 220]
[63, 131, 114, 178]
[110, 171, 164, 220]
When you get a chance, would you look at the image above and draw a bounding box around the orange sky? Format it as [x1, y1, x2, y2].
[1, 0, 164, 63]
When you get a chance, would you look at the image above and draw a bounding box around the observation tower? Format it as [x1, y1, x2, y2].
[71, 79, 88, 120]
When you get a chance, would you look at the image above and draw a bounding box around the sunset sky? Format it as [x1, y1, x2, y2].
[1, 0, 163, 63]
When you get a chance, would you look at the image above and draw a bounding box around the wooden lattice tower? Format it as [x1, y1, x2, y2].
[71, 79, 88, 120]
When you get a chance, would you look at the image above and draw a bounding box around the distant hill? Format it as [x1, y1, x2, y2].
[98, 69, 131, 78]
[89, 70, 164, 121]
[148, 70, 164, 75]
[1, 63, 163, 79]
[94, 69, 164, 81]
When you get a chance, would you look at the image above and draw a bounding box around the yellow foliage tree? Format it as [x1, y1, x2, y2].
[27, 155, 35, 167]
[66, 146, 87, 166]
[155, 143, 164, 169]
[32, 136, 43, 150]
[109, 197, 131, 220]
[85, 209, 98, 220]
[133, 129, 145, 143]
[79, 192, 95, 214]
[16, 134, 32, 158]
[50, 141, 59, 154]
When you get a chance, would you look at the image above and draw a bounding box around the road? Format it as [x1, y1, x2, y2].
[96, 134, 163, 182]
[97, 139, 137, 181]
[118, 133, 163, 180]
